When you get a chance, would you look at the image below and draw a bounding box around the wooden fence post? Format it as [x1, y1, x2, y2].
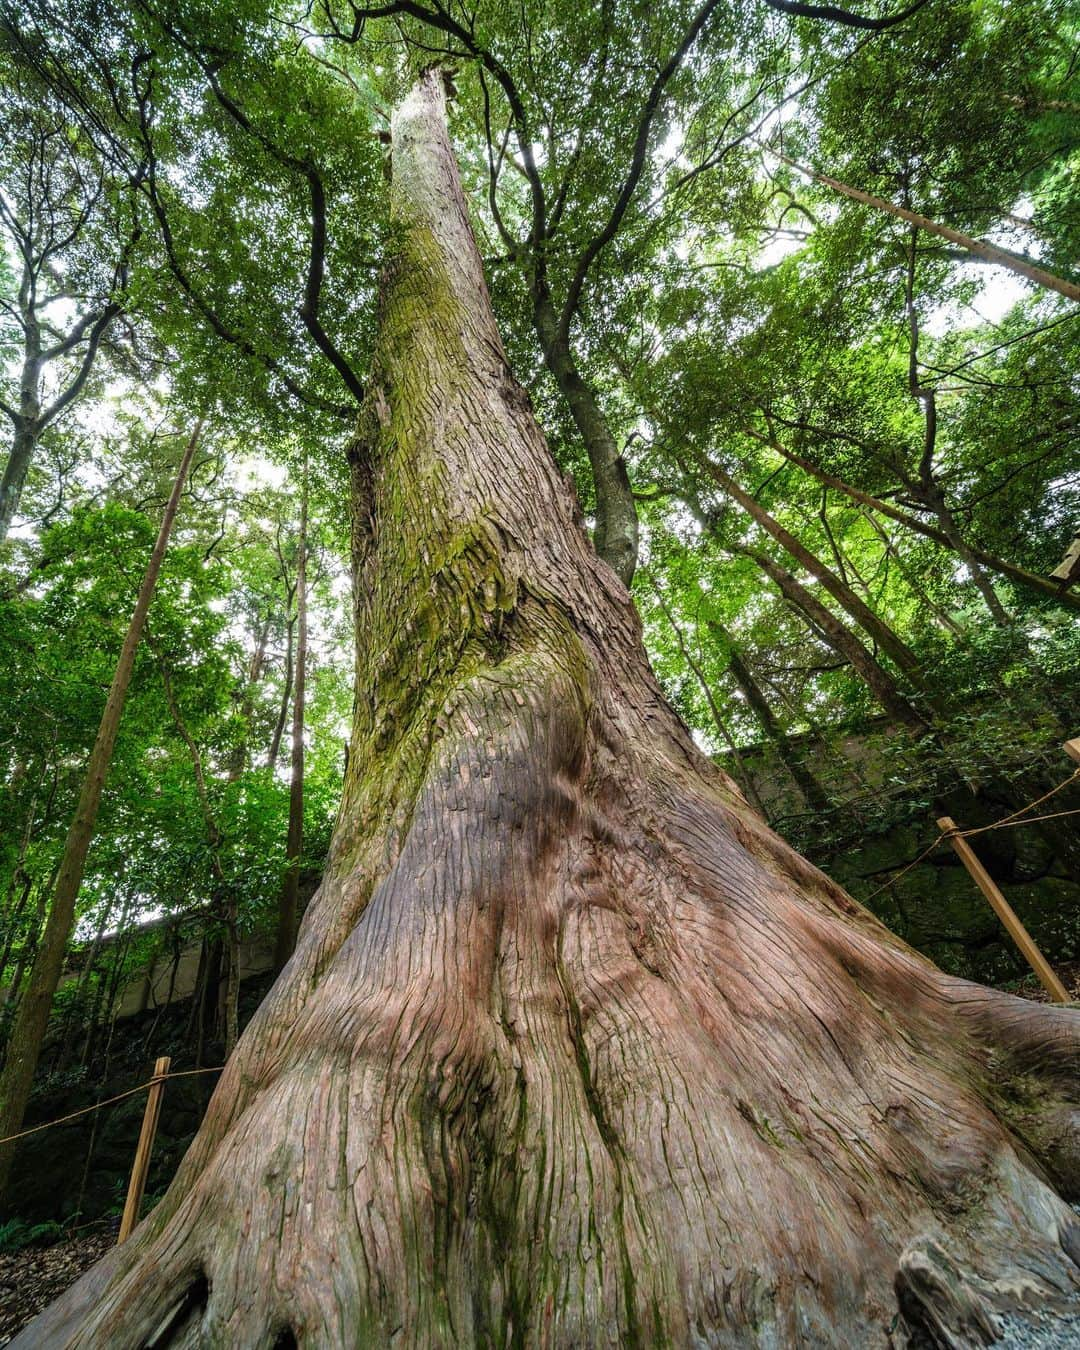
[937, 817, 1069, 1003]
[1064, 737, 1080, 768]
[118, 1055, 170, 1244]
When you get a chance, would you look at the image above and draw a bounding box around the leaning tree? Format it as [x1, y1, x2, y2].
[13, 67, 1080, 1349]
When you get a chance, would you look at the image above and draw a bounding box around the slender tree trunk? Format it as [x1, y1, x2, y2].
[755, 426, 1080, 609]
[738, 541, 931, 732]
[531, 286, 638, 585]
[922, 477, 1012, 625]
[0, 873, 33, 996]
[818, 490, 874, 604]
[226, 614, 272, 780]
[143, 924, 184, 1053]
[222, 914, 240, 1057]
[701, 457, 927, 681]
[74, 970, 126, 1223]
[0, 299, 43, 547]
[274, 483, 308, 970]
[644, 571, 771, 819]
[861, 510, 966, 637]
[707, 617, 833, 813]
[55, 894, 115, 1071]
[0, 773, 38, 963]
[157, 656, 240, 1059]
[903, 229, 1014, 631]
[2, 865, 53, 1022]
[0, 420, 202, 1193]
[0, 878, 37, 1032]
[79, 938, 114, 1070]
[23, 72, 1080, 1349]
[79, 888, 133, 1072]
[192, 938, 222, 1069]
[770, 147, 1080, 303]
[0, 423, 38, 546]
[267, 611, 296, 769]
[0, 764, 58, 984]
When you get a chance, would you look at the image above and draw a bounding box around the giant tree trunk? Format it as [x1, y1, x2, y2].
[18, 71, 1080, 1349]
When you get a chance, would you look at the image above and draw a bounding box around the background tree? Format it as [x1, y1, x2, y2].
[0, 61, 143, 543]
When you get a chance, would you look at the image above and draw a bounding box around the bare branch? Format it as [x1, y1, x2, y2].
[762, 0, 932, 31]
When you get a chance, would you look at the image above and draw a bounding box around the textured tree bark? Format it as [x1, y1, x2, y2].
[0, 421, 201, 1194]
[17, 71, 1080, 1348]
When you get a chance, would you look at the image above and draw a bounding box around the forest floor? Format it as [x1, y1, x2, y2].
[0, 1219, 117, 1344]
[1006, 958, 1080, 1002]
[1, 969, 1078, 1344]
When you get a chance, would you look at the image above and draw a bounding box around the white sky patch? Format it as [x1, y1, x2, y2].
[757, 231, 804, 269]
[923, 265, 1031, 337]
[237, 455, 288, 489]
[924, 198, 1042, 334]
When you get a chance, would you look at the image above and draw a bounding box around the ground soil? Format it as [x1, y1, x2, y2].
[0, 1221, 117, 1345]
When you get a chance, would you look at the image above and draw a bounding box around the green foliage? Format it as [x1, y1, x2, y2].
[0, 1217, 68, 1252]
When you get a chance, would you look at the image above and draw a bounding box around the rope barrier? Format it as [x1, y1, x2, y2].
[861, 768, 1080, 902]
[0, 1065, 225, 1148]
[970, 804, 1080, 834]
[963, 769, 1080, 835]
[4, 775, 1079, 1146]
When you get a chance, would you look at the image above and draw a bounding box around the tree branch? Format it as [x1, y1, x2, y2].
[557, 0, 723, 343]
[37, 301, 120, 427]
[298, 169, 366, 403]
[38, 302, 112, 363]
[143, 4, 366, 404]
[764, 144, 1080, 303]
[761, 0, 932, 31]
[128, 65, 353, 419]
